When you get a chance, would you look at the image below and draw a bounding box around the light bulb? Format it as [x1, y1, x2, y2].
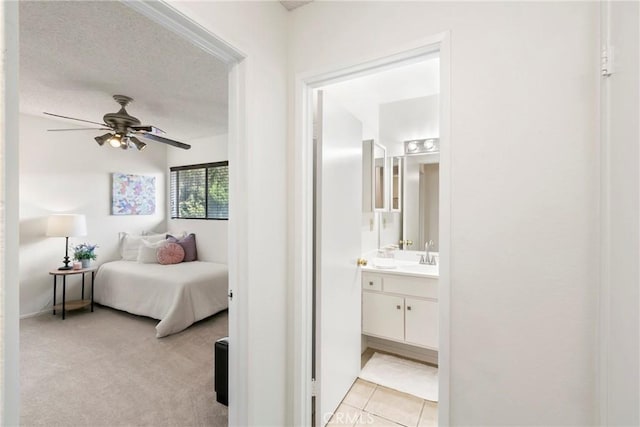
[108, 134, 122, 148]
[407, 141, 418, 152]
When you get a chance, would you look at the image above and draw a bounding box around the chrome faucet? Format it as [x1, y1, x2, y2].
[420, 240, 437, 265]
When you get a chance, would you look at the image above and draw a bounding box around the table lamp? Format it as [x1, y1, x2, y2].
[46, 214, 87, 270]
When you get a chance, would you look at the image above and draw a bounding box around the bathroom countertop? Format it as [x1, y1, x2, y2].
[361, 258, 439, 279]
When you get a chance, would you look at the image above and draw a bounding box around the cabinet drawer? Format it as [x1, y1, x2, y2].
[383, 275, 437, 299]
[362, 273, 382, 291]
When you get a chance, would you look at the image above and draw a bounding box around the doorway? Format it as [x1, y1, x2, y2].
[2, 1, 248, 424]
[292, 35, 451, 427]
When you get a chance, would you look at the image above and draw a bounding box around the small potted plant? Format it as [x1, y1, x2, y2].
[72, 243, 98, 269]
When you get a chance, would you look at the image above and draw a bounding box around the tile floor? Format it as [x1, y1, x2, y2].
[326, 349, 438, 427]
[327, 379, 438, 427]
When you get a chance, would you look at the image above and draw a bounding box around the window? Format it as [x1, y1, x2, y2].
[170, 161, 229, 220]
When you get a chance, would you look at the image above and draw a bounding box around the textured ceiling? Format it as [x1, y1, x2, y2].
[19, 1, 229, 142]
[280, 1, 314, 11]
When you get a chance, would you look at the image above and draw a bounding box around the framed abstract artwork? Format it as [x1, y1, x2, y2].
[111, 173, 156, 215]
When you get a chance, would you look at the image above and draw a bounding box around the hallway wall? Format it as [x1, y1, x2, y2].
[290, 2, 599, 425]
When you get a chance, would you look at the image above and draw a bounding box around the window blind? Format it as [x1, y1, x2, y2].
[170, 161, 229, 220]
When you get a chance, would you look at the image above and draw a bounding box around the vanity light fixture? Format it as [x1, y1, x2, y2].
[404, 138, 440, 155]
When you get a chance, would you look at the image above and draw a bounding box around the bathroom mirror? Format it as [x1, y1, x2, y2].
[401, 153, 439, 251]
[390, 156, 402, 212]
[373, 143, 387, 211]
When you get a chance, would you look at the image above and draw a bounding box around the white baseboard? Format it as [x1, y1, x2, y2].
[365, 336, 439, 366]
[20, 309, 52, 319]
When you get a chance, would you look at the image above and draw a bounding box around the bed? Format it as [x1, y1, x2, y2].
[94, 260, 228, 338]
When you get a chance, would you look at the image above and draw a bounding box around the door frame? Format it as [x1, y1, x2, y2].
[118, 3, 250, 424]
[1, 1, 250, 424]
[292, 32, 452, 426]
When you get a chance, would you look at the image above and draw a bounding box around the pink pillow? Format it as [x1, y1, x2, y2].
[157, 243, 185, 265]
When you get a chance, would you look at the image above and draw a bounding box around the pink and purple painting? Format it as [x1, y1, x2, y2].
[112, 173, 156, 215]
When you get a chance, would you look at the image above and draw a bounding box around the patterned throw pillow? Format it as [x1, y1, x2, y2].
[166, 233, 197, 262]
[157, 243, 185, 265]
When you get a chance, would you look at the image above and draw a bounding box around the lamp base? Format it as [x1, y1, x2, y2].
[59, 250, 72, 271]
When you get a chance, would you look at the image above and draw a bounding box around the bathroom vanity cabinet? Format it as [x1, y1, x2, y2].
[362, 271, 438, 350]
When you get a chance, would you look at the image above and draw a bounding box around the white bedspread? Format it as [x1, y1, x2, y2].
[94, 260, 228, 338]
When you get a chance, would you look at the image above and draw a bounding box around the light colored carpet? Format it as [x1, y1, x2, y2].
[20, 305, 228, 427]
[359, 352, 438, 402]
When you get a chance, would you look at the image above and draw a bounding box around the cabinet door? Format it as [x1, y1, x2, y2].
[405, 298, 438, 349]
[362, 292, 404, 342]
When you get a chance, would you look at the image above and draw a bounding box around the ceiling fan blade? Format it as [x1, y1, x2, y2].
[138, 132, 191, 150]
[47, 128, 111, 132]
[130, 125, 166, 135]
[43, 112, 109, 127]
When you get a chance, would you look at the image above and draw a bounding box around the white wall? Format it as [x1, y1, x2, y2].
[167, 133, 228, 264]
[380, 95, 439, 158]
[602, 1, 639, 425]
[362, 96, 440, 252]
[377, 95, 440, 250]
[162, 2, 289, 426]
[1, 1, 20, 423]
[291, 2, 599, 425]
[378, 211, 401, 249]
[19, 114, 167, 317]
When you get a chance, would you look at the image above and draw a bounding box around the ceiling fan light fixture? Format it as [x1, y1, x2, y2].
[129, 136, 147, 151]
[94, 133, 113, 146]
[108, 133, 122, 148]
[48, 94, 191, 151]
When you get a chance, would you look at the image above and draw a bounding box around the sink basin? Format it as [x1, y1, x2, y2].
[399, 263, 439, 274]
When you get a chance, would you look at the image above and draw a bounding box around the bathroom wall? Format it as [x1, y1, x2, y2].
[379, 95, 439, 157]
[419, 163, 439, 251]
[374, 95, 441, 251]
[290, 2, 599, 424]
[166, 133, 228, 264]
[19, 113, 167, 317]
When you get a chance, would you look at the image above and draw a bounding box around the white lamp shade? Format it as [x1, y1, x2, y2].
[46, 214, 87, 237]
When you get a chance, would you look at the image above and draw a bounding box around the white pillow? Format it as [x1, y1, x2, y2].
[141, 230, 168, 237]
[120, 233, 166, 260]
[137, 239, 168, 264]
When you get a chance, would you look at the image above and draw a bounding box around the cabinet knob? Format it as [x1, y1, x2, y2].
[396, 305, 401, 310]
[407, 306, 412, 311]
[369, 281, 374, 286]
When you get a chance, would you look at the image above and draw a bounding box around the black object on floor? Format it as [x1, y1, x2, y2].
[215, 337, 229, 406]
